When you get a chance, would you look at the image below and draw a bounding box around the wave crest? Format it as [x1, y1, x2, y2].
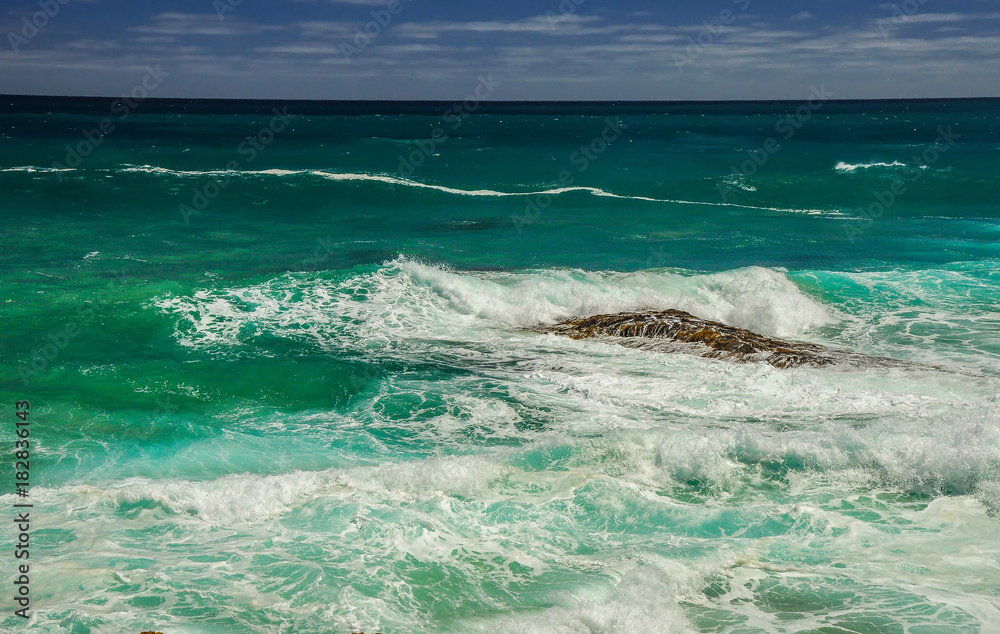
[155, 259, 838, 356]
[2, 163, 840, 215]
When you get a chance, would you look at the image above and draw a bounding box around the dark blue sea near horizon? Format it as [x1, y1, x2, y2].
[1, 97, 999, 632]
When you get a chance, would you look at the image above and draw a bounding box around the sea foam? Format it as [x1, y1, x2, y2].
[835, 160, 928, 173]
[155, 259, 839, 355]
[2, 163, 841, 215]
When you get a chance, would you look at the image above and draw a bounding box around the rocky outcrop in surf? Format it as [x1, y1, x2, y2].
[535, 309, 922, 369]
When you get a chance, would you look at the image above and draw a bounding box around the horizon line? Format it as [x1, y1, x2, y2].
[3, 94, 1000, 105]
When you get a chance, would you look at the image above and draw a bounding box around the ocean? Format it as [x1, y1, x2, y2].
[1, 96, 999, 632]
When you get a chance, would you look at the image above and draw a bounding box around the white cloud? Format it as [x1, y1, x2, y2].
[392, 15, 626, 39]
[65, 39, 122, 51]
[890, 11, 1000, 24]
[130, 13, 286, 36]
[293, 20, 356, 38]
[3, 5, 999, 100]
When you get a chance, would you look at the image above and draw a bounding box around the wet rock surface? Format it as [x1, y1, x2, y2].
[535, 309, 923, 370]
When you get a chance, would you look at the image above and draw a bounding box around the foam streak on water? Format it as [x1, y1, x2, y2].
[4, 164, 844, 216]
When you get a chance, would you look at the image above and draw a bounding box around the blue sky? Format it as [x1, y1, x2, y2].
[2, 0, 999, 100]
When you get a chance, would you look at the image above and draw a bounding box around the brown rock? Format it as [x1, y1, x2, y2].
[535, 309, 921, 369]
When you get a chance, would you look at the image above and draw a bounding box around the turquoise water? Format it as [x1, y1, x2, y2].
[2, 98, 999, 632]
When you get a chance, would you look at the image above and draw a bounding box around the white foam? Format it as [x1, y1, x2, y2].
[835, 160, 928, 173]
[316, 171, 840, 215]
[17, 453, 560, 525]
[11, 392, 1000, 631]
[155, 260, 838, 360]
[112, 164, 663, 201]
[0, 165, 76, 173]
[110, 469, 349, 524]
[119, 164, 237, 177]
[797, 266, 1000, 369]
[402, 260, 839, 336]
[152, 260, 1000, 444]
[721, 173, 757, 193]
[463, 562, 694, 633]
[0, 162, 837, 215]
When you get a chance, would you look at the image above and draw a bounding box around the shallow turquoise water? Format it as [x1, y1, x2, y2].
[1, 98, 999, 632]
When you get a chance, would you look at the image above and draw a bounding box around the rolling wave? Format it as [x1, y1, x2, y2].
[2, 163, 843, 216]
[155, 258, 839, 349]
[154, 258, 999, 374]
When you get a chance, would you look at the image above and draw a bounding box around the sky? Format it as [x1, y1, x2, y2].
[1, 0, 999, 100]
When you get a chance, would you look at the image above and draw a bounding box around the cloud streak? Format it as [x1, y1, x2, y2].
[1, 1, 997, 99]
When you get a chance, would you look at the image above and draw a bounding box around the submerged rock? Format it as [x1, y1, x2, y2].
[535, 309, 920, 369]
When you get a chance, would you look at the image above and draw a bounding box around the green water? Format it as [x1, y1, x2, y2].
[1, 98, 999, 632]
